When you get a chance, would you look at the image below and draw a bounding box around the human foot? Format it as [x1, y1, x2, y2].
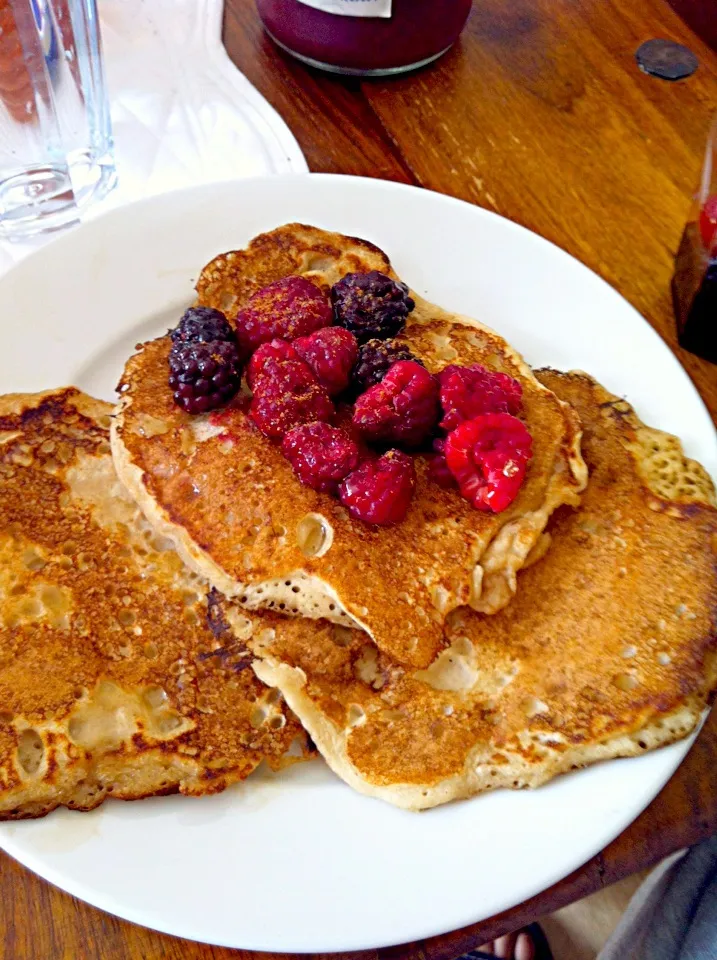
[473, 922, 552, 960]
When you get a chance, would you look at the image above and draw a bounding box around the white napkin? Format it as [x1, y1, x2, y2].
[0, 0, 306, 269]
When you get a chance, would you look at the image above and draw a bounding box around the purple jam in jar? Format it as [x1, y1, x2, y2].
[255, 0, 473, 76]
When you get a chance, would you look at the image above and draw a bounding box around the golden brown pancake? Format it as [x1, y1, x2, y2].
[0, 389, 310, 820]
[112, 224, 586, 669]
[244, 371, 717, 810]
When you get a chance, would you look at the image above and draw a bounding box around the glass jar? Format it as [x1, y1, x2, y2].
[672, 117, 717, 365]
[255, 0, 473, 77]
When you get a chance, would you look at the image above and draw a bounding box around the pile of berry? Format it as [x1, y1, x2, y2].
[167, 271, 533, 526]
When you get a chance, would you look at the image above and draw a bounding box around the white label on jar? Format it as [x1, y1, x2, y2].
[296, 0, 392, 17]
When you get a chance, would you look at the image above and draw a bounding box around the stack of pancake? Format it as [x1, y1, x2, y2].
[1, 225, 715, 817]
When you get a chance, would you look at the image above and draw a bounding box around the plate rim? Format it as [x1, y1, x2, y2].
[0, 173, 712, 952]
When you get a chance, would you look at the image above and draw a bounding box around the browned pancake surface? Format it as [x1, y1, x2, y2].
[0, 390, 308, 819]
[113, 225, 585, 669]
[248, 372, 717, 809]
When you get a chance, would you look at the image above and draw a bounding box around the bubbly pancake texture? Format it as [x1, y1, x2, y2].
[0, 390, 308, 820]
[245, 372, 717, 810]
[112, 225, 586, 669]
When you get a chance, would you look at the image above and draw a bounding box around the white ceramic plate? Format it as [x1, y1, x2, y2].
[0, 176, 714, 952]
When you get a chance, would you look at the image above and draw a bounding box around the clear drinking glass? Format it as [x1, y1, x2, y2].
[0, 0, 116, 238]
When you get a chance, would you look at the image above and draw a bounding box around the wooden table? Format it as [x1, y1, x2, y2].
[3, 1, 717, 957]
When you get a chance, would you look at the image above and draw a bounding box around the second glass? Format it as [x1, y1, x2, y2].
[0, 0, 116, 238]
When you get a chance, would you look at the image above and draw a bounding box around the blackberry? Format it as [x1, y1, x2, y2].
[168, 339, 242, 414]
[351, 338, 424, 394]
[170, 306, 236, 346]
[331, 271, 415, 343]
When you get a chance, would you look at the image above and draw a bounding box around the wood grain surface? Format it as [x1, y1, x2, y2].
[2, 0, 716, 957]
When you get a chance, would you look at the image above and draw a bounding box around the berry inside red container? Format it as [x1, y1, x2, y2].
[254, 0, 472, 77]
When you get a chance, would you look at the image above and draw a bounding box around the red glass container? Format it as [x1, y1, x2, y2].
[255, 0, 472, 76]
[672, 117, 717, 365]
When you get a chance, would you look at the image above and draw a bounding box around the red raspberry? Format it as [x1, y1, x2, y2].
[426, 437, 458, 490]
[352, 360, 439, 448]
[282, 422, 360, 493]
[236, 276, 332, 356]
[338, 450, 416, 526]
[250, 373, 334, 441]
[444, 413, 533, 513]
[293, 327, 358, 396]
[333, 405, 374, 463]
[246, 338, 304, 392]
[438, 364, 522, 432]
